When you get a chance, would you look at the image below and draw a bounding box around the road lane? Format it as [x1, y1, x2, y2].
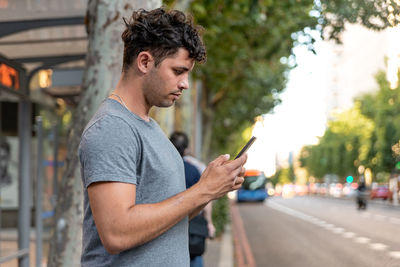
[270, 197, 400, 253]
[236, 197, 400, 267]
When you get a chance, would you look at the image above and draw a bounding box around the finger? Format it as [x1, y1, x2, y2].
[211, 154, 230, 166]
[232, 164, 246, 179]
[239, 167, 246, 177]
[234, 176, 244, 186]
[232, 182, 244, 191]
[225, 153, 247, 171]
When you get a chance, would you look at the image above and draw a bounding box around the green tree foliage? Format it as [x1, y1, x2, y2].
[270, 166, 295, 185]
[318, 0, 400, 42]
[173, 0, 399, 159]
[163, 0, 399, 235]
[188, 0, 319, 158]
[358, 71, 400, 174]
[300, 104, 374, 181]
[211, 195, 230, 236]
[301, 70, 400, 182]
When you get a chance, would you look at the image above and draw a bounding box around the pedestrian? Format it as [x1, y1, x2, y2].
[78, 7, 247, 267]
[170, 131, 215, 267]
[356, 178, 368, 210]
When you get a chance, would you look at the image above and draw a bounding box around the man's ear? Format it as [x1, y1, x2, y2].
[136, 51, 154, 74]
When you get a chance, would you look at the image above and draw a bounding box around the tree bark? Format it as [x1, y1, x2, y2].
[47, 1, 160, 266]
[200, 80, 215, 161]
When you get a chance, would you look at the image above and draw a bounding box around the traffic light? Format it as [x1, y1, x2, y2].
[346, 176, 354, 183]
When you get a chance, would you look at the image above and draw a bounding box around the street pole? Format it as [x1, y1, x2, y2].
[35, 117, 44, 267]
[52, 122, 59, 208]
[18, 97, 31, 267]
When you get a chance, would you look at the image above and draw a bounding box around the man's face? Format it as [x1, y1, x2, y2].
[142, 48, 195, 108]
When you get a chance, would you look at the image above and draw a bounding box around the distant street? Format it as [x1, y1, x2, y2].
[237, 196, 400, 267]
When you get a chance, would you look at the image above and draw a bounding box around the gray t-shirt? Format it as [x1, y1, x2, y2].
[78, 99, 189, 267]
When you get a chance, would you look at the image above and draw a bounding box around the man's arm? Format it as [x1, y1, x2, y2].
[88, 154, 246, 254]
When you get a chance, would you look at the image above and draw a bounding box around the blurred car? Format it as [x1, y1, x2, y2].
[295, 184, 308, 196]
[309, 183, 321, 195]
[342, 183, 358, 198]
[329, 183, 343, 198]
[318, 183, 328, 195]
[237, 169, 268, 202]
[370, 185, 392, 200]
[282, 184, 295, 198]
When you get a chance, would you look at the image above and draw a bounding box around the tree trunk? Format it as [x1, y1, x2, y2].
[47, 1, 160, 266]
[200, 80, 215, 162]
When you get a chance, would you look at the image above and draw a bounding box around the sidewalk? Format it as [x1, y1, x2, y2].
[0, 229, 49, 267]
[203, 224, 234, 267]
[0, 224, 235, 267]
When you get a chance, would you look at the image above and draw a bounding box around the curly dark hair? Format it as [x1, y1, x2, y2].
[121, 8, 206, 72]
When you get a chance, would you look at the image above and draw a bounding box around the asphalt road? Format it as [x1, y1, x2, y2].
[237, 196, 400, 267]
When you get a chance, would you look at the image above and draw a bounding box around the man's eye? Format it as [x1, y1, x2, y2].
[174, 69, 184, 75]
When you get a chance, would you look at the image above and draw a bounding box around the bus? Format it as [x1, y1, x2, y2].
[237, 169, 268, 202]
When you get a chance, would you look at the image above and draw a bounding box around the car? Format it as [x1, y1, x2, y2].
[237, 169, 268, 202]
[342, 182, 358, 198]
[370, 185, 392, 200]
[329, 183, 343, 198]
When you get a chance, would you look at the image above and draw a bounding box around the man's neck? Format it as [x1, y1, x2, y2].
[111, 74, 151, 121]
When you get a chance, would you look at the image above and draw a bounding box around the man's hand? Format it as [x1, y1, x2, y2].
[197, 153, 247, 201]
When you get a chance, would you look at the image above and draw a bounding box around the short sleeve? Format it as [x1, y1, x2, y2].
[79, 115, 140, 188]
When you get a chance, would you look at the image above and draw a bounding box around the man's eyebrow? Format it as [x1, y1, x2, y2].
[174, 66, 190, 71]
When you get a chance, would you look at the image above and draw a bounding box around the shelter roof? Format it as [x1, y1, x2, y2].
[0, 0, 88, 105]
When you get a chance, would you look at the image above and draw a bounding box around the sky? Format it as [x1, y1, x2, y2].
[245, 41, 329, 176]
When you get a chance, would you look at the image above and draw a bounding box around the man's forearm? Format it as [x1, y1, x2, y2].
[107, 184, 210, 253]
[189, 203, 208, 220]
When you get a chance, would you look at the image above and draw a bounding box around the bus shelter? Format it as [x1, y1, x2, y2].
[0, 1, 88, 266]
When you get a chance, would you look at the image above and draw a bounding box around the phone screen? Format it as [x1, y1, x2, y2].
[235, 136, 257, 159]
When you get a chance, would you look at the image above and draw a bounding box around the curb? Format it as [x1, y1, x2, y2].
[230, 201, 256, 267]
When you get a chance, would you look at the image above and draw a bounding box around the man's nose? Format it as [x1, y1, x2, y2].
[178, 77, 189, 90]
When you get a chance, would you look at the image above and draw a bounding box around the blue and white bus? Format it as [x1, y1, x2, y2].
[237, 169, 268, 202]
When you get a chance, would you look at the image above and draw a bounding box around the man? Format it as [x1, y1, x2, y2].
[79, 8, 247, 267]
[170, 131, 215, 267]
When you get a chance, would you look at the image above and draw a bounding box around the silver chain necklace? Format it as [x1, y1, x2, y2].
[110, 93, 129, 110]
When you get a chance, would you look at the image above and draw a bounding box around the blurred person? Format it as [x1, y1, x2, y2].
[184, 153, 216, 239]
[78, 8, 247, 267]
[170, 131, 216, 267]
[356, 178, 367, 210]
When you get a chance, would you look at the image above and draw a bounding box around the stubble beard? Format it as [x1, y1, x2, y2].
[143, 68, 174, 108]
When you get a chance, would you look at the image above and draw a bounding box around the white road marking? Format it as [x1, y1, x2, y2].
[343, 232, 356, 238]
[267, 201, 396, 260]
[332, 227, 345, 234]
[323, 224, 335, 230]
[370, 243, 388, 251]
[354, 237, 370, 244]
[309, 218, 321, 224]
[389, 217, 400, 224]
[374, 214, 386, 221]
[389, 251, 400, 259]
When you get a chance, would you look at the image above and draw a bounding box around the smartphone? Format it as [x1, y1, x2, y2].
[235, 136, 257, 159]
